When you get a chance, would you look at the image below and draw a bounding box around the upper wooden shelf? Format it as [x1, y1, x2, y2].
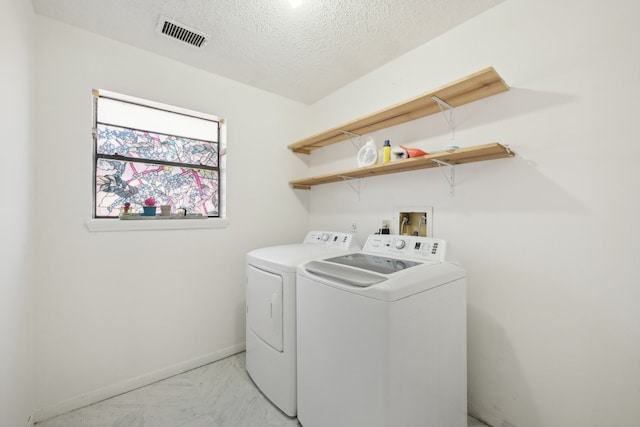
[288, 67, 509, 154]
[289, 143, 514, 190]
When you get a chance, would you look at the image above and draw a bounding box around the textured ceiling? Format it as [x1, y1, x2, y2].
[31, 0, 506, 104]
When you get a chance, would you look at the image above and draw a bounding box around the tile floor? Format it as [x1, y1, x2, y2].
[36, 352, 489, 427]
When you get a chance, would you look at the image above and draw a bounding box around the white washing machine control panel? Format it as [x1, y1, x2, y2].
[304, 231, 356, 250]
[363, 234, 447, 262]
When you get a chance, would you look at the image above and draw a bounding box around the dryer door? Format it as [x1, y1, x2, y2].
[247, 265, 283, 352]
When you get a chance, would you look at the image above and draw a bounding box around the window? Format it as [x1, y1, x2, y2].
[92, 90, 225, 219]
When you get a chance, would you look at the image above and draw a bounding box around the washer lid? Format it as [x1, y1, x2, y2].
[322, 253, 422, 275]
[304, 260, 388, 287]
[299, 259, 465, 301]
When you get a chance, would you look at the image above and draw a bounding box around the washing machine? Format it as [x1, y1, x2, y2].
[245, 231, 358, 416]
[296, 234, 467, 427]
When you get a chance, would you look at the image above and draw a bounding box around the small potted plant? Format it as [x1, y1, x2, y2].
[142, 197, 157, 216]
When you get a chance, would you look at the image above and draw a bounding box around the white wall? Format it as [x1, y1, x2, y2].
[31, 15, 310, 420]
[19, 1, 640, 425]
[0, 0, 37, 426]
[306, 0, 640, 426]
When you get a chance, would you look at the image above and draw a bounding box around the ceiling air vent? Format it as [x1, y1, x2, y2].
[156, 16, 210, 48]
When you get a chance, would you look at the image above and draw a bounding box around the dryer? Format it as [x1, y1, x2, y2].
[245, 231, 358, 416]
[296, 234, 467, 427]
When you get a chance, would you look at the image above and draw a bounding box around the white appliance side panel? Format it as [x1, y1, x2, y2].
[247, 265, 283, 352]
[388, 278, 467, 427]
[296, 274, 390, 427]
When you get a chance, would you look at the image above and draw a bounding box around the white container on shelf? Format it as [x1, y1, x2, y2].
[357, 138, 378, 167]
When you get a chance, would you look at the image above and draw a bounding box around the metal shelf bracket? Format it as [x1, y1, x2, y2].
[432, 96, 456, 140]
[339, 130, 362, 151]
[338, 175, 361, 199]
[432, 159, 456, 196]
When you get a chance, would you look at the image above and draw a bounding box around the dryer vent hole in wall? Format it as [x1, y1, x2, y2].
[156, 16, 210, 48]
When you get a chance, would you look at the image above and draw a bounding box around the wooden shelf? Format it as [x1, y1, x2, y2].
[288, 67, 509, 154]
[289, 143, 514, 190]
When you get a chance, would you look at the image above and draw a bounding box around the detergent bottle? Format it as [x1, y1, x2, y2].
[357, 138, 378, 167]
[382, 140, 391, 164]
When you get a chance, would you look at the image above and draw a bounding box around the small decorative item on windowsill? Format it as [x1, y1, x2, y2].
[119, 201, 206, 220]
[142, 197, 157, 216]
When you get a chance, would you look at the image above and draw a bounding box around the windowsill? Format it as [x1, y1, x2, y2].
[86, 217, 229, 232]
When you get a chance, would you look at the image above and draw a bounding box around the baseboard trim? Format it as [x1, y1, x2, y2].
[33, 343, 245, 423]
[468, 399, 499, 427]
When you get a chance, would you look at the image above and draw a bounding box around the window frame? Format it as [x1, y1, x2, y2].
[87, 89, 227, 232]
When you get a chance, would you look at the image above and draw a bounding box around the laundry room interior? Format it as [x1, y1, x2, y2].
[3, 0, 639, 426]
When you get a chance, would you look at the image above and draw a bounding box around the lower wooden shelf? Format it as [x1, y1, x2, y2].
[289, 143, 514, 190]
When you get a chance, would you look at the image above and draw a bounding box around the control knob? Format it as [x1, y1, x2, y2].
[394, 239, 406, 249]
